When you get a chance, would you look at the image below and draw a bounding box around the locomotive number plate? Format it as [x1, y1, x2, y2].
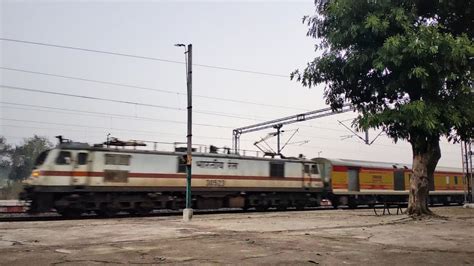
[206, 179, 225, 187]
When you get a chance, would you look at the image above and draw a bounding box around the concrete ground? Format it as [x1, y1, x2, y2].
[0, 207, 473, 265]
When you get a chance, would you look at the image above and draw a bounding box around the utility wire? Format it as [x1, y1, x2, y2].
[1, 84, 180, 110]
[0, 102, 235, 129]
[0, 38, 290, 78]
[0, 84, 269, 121]
[0, 84, 361, 133]
[0, 66, 308, 111]
[1, 100, 350, 135]
[0, 118, 233, 141]
[3, 121, 459, 156]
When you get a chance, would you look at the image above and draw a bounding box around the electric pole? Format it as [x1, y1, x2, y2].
[175, 43, 193, 221]
[184, 44, 193, 221]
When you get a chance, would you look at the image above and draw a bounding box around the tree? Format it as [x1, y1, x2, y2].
[0, 137, 12, 167]
[292, 0, 473, 216]
[7, 136, 53, 181]
[0, 137, 12, 184]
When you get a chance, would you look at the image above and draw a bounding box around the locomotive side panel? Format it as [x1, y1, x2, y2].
[82, 151, 321, 191]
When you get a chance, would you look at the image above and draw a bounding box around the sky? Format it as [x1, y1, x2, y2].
[0, 0, 465, 168]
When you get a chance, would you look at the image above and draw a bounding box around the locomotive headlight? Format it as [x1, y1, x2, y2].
[32, 170, 40, 178]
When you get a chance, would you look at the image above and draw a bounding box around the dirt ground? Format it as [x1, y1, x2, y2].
[0, 207, 473, 265]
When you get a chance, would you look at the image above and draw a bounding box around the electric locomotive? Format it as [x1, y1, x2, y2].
[21, 139, 325, 216]
[21, 138, 466, 216]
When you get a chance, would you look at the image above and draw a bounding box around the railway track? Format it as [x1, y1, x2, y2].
[0, 200, 461, 222]
[0, 204, 333, 222]
[0, 209, 265, 222]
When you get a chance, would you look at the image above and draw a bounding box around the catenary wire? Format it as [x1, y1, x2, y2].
[1, 120, 461, 156]
[0, 84, 272, 121]
[0, 118, 232, 141]
[1, 102, 351, 139]
[0, 38, 290, 78]
[0, 123, 258, 144]
[0, 66, 309, 111]
[0, 102, 235, 129]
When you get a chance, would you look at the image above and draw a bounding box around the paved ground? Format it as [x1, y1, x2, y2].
[0, 207, 473, 265]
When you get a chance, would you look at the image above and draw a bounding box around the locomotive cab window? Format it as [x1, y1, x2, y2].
[78, 153, 88, 165]
[56, 151, 72, 165]
[34, 150, 50, 167]
[304, 165, 310, 174]
[311, 165, 319, 174]
[270, 162, 285, 178]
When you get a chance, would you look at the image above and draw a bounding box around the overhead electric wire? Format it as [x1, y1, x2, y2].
[0, 118, 234, 141]
[0, 84, 413, 137]
[1, 84, 180, 110]
[0, 84, 269, 121]
[0, 102, 235, 129]
[0, 38, 289, 78]
[0, 66, 308, 111]
[1, 100, 351, 135]
[0, 124, 258, 146]
[1, 119, 460, 155]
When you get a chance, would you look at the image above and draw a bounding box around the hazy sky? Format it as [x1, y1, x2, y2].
[0, 0, 465, 167]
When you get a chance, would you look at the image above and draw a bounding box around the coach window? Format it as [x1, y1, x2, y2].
[454, 176, 458, 185]
[56, 151, 72, 165]
[270, 162, 285, 178]
[78, 153, 88, 165]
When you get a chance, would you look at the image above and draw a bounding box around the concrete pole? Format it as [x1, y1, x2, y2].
[183, 44, 193, 221]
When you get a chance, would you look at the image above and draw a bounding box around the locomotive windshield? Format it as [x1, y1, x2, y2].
[34, 150, 50, 168]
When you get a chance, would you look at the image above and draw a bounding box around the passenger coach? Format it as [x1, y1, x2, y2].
[314, 158, 465, 208]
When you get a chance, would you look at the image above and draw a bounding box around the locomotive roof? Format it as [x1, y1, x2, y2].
[55, 142, 313, 163]
[55, 143, 463, 172]
[313, 157, 462, 173]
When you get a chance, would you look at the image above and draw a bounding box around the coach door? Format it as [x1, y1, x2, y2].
[347, 169, 360, 192]
[71, 151, 91, 186]
[394, 170, 405, 191]
[303, 163, 319, 188]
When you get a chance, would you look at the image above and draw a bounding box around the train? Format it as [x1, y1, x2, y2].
[20, 139, 465, 216]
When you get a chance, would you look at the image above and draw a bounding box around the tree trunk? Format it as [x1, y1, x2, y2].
[406, 136, 441, 216]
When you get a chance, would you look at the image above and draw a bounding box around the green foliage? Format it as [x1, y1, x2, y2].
[2, 136, 53, 181]
[0, 181, 24, 200]
[293, 0, 474, 150]
[0, 137, 11, 169]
